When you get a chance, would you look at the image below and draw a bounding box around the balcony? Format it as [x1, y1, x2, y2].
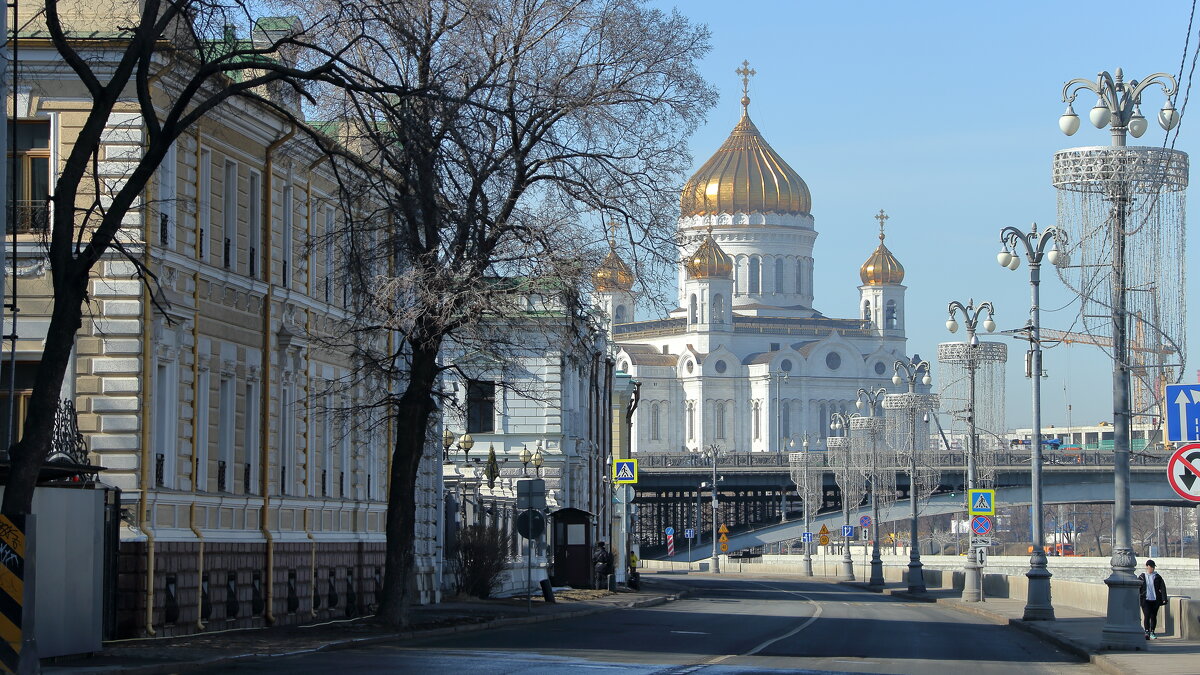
[12, 201, 49, 234]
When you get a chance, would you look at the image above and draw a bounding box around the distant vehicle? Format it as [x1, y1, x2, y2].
[1029, 543, 1076, 556]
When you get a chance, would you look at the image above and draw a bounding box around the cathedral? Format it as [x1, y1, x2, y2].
[595, 70, 913, 453]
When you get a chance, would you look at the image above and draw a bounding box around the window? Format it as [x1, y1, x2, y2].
[819, 402, 828, 440]
[711, 294, 724, 323]
[886, 300, 898, 330]
[862, 301, 871, 323]
[650, 404, 661, 441]
[321, 395, 333, 497]
[780, 359, 793, 372]
[875, 361, 887, 375]
[281, 185, 293, 285]
[752, 401, 761, 440]
[689, 294, 698, 324]
[280, 384, 294, 495]
[774, 258, 784, 293]
[159, 142, 176, 247]
[614, 305, 627, 323]
[795, 258, 803, 294]
[152, 362, 178, 489]
[199, 149, 211, 261]
[715, 401, 726, 439]
[781, 401, 791, 440]
[195, 368, 211, 491]
[748, 256, 761, 294]
[686, 401, 694, 441]
[466, 380, 496, 433]
[8, 121, 50, 234]
[0, 362, 37, 448]
[243, 381, 259, 494]
[714, 360, 727, 374]
[826, 352, 842, 370]
[222, 161, 238, 270]
[248, 171, 262, 279]
[324, 206, 335, 303]
[340, 413, 351, 498]
[217, 377, 235, 491]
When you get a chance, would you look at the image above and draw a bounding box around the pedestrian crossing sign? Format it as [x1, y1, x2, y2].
[613, 459, 638, 484]
[968, 489, 995, 516]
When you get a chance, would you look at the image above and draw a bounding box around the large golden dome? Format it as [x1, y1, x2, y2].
[860, 210, 904, 285]
[595, 248, 635, 292]
[685, 230, 733, 279]
[680, 110, 811, 218]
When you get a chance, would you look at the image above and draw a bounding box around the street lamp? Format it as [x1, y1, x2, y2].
[695, 443, 723, 573]
[830, 411, 861, 581]
[999, 221, 1064, 621]
[946, 298, 996, 602]
[442, 429, 456, 463]
[855, 388, 889, 587]
[1060, 66, 1180, 648]
[532, 442, 545, 477]
[800, 433, 814, 576]
[520, 444, 532, 476]
[890, 358, 936, 593]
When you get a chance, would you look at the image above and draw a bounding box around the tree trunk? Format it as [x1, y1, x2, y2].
[377, 333, 442, 626]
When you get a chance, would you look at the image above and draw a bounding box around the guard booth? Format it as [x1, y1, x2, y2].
[549, 508, 593, 588]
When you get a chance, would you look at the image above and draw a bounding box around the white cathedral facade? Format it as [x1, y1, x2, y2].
[596, 86, 915, 454]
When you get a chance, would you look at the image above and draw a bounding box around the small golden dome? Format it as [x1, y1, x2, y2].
[679, 112, 811, 218]
[860, 209, 904, 285]
[686, 230, 733, 280]
[595, 248, 635, 292]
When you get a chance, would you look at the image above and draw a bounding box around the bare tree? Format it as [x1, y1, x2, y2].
[2, 0, 363, 517]
[301, 0, 714, 625]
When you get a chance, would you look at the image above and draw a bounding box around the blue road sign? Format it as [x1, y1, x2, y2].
[860, 515, 872, 528]
[1167, 384, 1200, 443]
[1079, 523, 1089, 533]
[684, 528, 695, 539]
[801, 532, 813, 543]
[971, 515, 993, 536]
[968, 489, 995, 516]
[665, 527, 675, 536]
[842, 525, 856, 538]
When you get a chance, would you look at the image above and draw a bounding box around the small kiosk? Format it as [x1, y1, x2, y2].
[549, 508, 593, 588]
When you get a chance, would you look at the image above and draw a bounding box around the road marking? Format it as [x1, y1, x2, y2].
[670, 630, 709, 635]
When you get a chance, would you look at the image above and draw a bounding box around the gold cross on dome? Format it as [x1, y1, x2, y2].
[875, 209, 889, 240]
[607, 219, 619, 247]
[736, 60, 756, 97]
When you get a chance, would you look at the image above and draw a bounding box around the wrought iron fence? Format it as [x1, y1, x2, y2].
[637, 449, 1164, 471]
[13, 201, 48, 234]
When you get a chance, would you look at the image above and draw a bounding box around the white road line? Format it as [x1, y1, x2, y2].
[669, 631, 709, 635]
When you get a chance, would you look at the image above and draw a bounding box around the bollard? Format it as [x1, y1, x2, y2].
[539, 578, 556, 604]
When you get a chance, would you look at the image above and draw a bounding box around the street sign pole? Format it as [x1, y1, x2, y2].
[527, 507, 533, 612]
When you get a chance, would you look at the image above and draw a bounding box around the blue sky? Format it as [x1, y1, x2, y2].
[650, 0, 1200, 431]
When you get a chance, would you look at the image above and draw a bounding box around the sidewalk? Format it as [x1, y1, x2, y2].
[861, 581, 1200, 675]
[44, 579, 690, 675]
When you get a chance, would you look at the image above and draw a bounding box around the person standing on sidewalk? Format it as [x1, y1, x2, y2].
[593, 541, 612, 589]
[1139, 559, 1168, 640]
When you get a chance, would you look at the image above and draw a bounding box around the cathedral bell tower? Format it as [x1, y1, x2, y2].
[594, 226, 636, 334]
[858, 210, 905, 337]
[683, 227, 734, 334]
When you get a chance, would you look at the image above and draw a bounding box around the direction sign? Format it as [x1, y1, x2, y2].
[801, 532, 813, 543]
[971, 515, 993, 536]
[664, 526, 674, 536]
[976, 546, 988, 567]
[861, 528, 869, 541]
[842, 525, 855, 538]
[818, 524, 830, 536]
[1166, 384, 1200, 443]
[1167, 443, 1200, 502]
[613, 459, 638, 484]
[819, 534, 830, 546]
[720, 543, 729, 552]
[969, 489, 996, 516]
[684, 528, 695, 539]
[860, 515, 872, 528]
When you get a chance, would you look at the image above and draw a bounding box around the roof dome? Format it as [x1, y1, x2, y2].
[860, 209, 904, 285]
[679, 104, 811, 218]
[595, 248, 635, 292]
[686, 230, 733, 280]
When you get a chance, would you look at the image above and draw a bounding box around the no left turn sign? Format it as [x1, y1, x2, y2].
[1167, 443, 1200, 502]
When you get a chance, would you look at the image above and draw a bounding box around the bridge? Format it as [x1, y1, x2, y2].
[633, 450, 1174, 560]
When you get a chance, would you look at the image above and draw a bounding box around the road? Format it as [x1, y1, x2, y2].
[202, 575, 1098, 674]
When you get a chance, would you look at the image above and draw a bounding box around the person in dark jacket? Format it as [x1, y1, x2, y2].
[592, 541, 612, 589]
[1139, 559, 1168, 639]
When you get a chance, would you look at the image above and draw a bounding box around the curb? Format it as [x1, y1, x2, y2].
[50, 588, 692, 675]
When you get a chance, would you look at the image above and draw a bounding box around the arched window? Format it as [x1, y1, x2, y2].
[886, 300, 898, 330]
[795, 258, 804, 294]
[748, 256, 761, 294]
[818, 402, 828, 440]
[862, 300, 871, 323]
[689, 294, 698, 324]
[774, 258, 784, 293]
[650, 403, 661, 441]
[715, 401, 726, 439]
[686, 401, 695, 441]
[752, 401, 761, 440]
[781, 401, 791, 440]
[711, 294, 724, 323]
[614, 304, 627, 323]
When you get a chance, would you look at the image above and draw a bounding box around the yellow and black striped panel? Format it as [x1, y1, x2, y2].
[0, 514, 25, 674]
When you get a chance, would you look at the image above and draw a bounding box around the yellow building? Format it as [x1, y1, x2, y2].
[4, 14, 442, 637]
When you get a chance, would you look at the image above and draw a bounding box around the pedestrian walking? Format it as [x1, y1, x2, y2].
[627, 550, 640, 590]
[592, 541, 612, 589]
[1139, 559, 1168, 640]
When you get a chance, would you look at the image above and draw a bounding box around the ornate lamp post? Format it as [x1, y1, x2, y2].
[1060, 68, 1181, 649]
[998, 222, 1064, 621]
[695, 443, 723, 573]
[946, 298, 997, 602]
[789, 432, 817, 575]
[854, 388, 889, 587]
[830, 411, 861, 581]
[532, 442, 545, 477]
[888, 358, 936, 593]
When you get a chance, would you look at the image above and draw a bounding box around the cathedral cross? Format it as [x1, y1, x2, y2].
[875, 209, 889, 240]
[736, 60, 756, 111]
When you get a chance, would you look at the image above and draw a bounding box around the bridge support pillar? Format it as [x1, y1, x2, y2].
[1022, 548, 1055, 620]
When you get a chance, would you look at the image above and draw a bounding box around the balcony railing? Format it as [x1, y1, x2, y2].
[637, 449, 1166, 471]
[12, 201, 48, 234]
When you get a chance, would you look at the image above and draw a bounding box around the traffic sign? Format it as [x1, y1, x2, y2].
[860, 515, 872, 528]
[1167, 384, 1200, 443]
[718, 524, 729, 534]
[516, 509, 546, 539]
[614, 459, 638, 484]
[861, 528, 869, 541]
[976, 546, 988, 567]
[801, 532, 813, 543]
[718, 533, 729, 543]
[819, 534, 830, 546]
[969, 489, 996, 516]
[1167, 443, 1200, 502]
[720, 543, 729, 552]
[842, 525, 855, 538]
[971, 515, 993, 536]
[684, 528, 695, 539]
[665, 526, 674, 536]
[818, 524, 830, 536]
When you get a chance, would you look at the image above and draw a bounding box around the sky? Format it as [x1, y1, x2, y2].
[647, 0, 1200, 431]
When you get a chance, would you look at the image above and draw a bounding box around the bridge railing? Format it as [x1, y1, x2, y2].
[637, 449, 1165, 471]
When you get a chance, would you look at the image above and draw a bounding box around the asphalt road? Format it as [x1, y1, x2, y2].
[202, 575, 1098, 674]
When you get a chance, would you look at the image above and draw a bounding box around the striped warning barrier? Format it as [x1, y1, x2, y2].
[666, 533, 674, 557]
[0, 514, 25, 673]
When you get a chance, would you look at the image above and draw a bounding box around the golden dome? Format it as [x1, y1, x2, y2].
[860, 209, 905, 285]
[595, 248, 635, 292]
[685, 230, 733, 280]
[679, 111, 811, 218]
